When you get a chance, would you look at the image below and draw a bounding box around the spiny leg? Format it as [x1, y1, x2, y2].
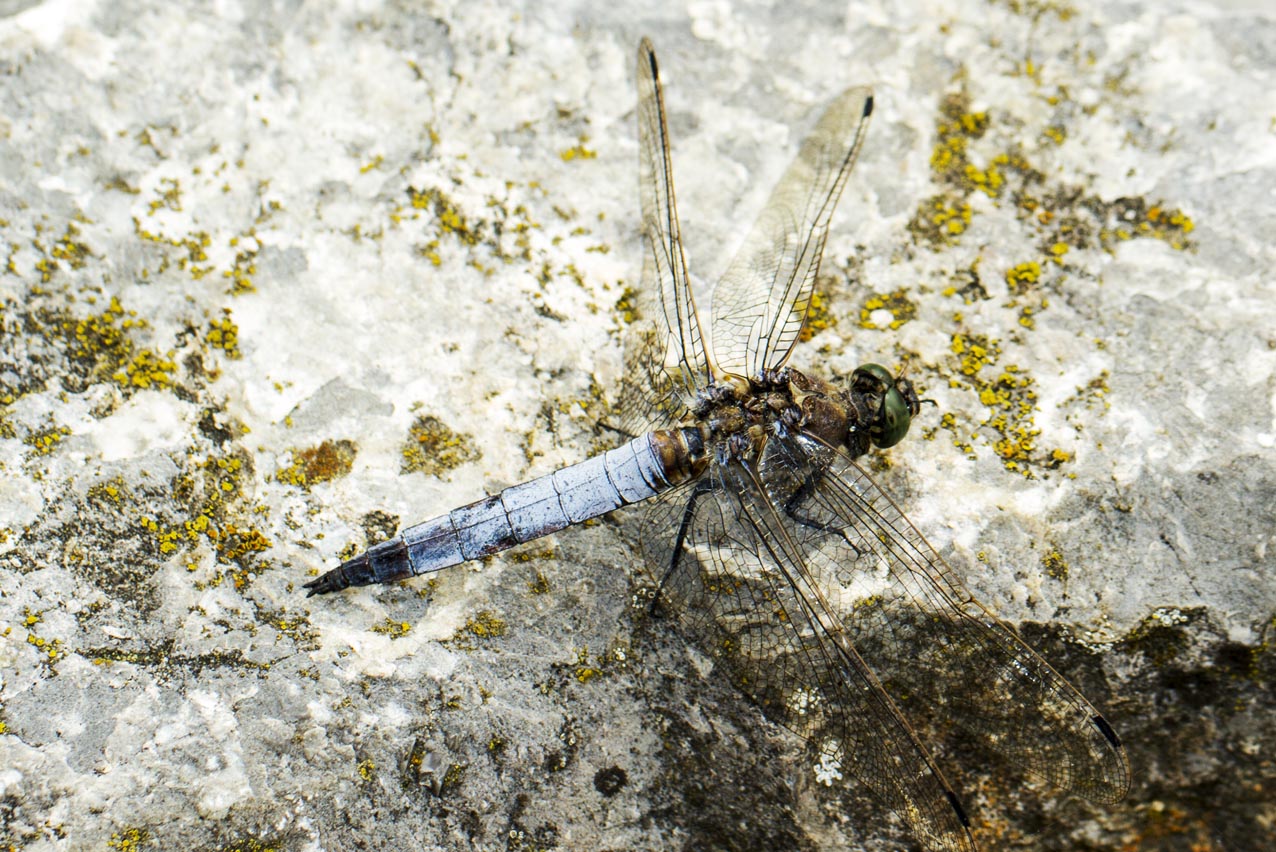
[783, 469, 863, 558]
[650, 479, 715, 617]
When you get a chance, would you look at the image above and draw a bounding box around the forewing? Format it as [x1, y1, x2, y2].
[761, 432, 1132, 804]
[710, 86, 872, 380]
[637, 461, 975, 852]
[616, 39, 713, 437]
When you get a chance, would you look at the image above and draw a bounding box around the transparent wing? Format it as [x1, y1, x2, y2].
[710, 86, 872, 380]
[616, 39, 713, 438]
[637, 460, 976, 852]
[760, 431, 1131, 804]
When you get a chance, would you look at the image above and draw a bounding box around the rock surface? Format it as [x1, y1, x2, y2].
[1, 1, 1273, 850]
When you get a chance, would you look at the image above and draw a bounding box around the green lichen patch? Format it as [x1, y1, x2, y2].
[8, 292, 193, 400]
[133, 219, 214, 280]
[16, 469, 178, 612]
[928, 95, 991, 189]
[990, 0, 1077, 19]
[542, 642, 632, 694]
[570, 647, 603, 684]
[223, 232, 261, 294]
[393, 172, 601, 296]
[276, 439, 357, 489]
[401, 414, 480, 476]
[86, 476, 130, 507]
[84, 638, 273, 680]
[215, 837, 284, 852]
[1119, 607, 1207, 667]
[133, 216, 263, 294]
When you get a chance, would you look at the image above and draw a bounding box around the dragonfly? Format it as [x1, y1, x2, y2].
[306, 38, 1130, 851]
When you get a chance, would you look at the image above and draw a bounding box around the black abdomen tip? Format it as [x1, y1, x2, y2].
[303, 564, 352, 596]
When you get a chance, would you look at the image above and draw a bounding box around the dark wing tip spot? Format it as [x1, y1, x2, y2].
[640, 38, 659, 77]
[1093, 714, 1123, 749]
[945, 790, 971, 828]
[863, 95, 874, 117]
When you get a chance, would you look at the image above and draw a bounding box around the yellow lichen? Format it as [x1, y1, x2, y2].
[112, 348, 177, 390]
[794, 288, 836, 341]
[462, 610, 507, 639]
[1005, 261, 1042, 294]
[909, 193, 972, 246]
[24, 424, 71, 456]
[276, 439, 357, 489]
[371, 618, 412, 639]
[944, 333, 1068, 476]
[207, 311, 241, 358]
[401, 415, 480, 476]
[560, 136, 598, 161]
[108, 827, 149, 852]
[858, 289, 917, 330]
[574, 648, 602, 683]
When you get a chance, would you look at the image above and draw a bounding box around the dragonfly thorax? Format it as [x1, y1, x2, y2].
[680, 365, 915, 464]
[683, 364, 921, 462]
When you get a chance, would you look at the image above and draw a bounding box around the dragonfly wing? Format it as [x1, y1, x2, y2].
[761, 431, 1132, 804]
[637, 460, 976, 852]
[710, 86, 872, 380]
[617, 39, 713, 438]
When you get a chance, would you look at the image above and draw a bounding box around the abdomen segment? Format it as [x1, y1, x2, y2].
[304, 432, 674, 595]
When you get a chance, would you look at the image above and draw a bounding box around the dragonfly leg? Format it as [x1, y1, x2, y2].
[649, 479, 715, 616]
[596, 419, 639, 441]
[783, 471, 863, 558]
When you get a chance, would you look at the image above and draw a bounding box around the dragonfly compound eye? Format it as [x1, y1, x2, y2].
[874, 383, 913, 448]
[852, 363, 912, 449]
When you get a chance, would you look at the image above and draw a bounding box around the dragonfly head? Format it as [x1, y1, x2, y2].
[850, 363, 922, 449]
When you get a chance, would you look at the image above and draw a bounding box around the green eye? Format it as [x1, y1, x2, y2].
[852, 363, 912, 448]
[875, 384, 912, 448]
[856, 363, 893, 386]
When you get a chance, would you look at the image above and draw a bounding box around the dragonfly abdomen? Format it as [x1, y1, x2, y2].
[305, 430, 698, 595]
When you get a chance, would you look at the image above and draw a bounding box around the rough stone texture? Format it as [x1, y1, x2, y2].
[1, 1, 1273, 850]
